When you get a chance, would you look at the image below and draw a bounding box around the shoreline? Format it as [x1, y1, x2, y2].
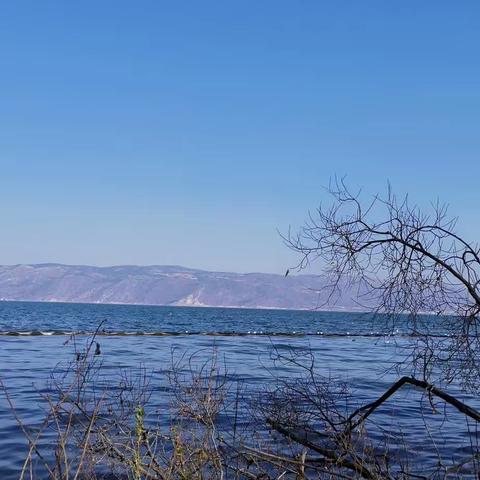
[0, 298, 368, 314]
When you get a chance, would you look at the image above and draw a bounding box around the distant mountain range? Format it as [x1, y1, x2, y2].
[0, 264, 368, 311]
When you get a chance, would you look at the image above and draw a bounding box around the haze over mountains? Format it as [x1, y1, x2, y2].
[0, 264, 367, 311]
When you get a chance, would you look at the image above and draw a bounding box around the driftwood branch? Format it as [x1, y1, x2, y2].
[346, 376, 480, 433]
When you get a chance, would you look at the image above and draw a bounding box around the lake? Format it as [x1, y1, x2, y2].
[0, 301, 478, 478]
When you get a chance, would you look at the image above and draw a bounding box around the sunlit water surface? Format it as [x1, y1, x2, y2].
[0, 302, 478, 478]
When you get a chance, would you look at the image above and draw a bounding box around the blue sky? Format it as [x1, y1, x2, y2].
[0, 2, 479, 273]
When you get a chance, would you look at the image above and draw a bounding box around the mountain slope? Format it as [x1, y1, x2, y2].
[0, 264, 367, 310]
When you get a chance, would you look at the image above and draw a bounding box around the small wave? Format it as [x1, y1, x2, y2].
[0, 330, 73, 336]
[0, 330, 445, 338]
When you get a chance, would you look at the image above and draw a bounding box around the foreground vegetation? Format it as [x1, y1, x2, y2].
[2, 327, 479, 480]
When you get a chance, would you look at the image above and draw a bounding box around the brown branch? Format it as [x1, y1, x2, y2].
[345, 376, 480, 433]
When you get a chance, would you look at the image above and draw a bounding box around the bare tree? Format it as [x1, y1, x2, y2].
[285, 178, 480, 392]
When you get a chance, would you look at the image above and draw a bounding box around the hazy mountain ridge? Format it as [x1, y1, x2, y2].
[0, 264, 367, 311]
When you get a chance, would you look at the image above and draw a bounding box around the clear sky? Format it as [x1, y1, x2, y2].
[0, 2, 479, 273]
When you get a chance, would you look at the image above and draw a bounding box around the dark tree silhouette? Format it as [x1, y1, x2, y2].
[285, 178, 480, 391]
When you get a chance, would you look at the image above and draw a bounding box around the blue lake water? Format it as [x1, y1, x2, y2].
[0, 301, 478, 478]
[0, 300, 389, 336]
